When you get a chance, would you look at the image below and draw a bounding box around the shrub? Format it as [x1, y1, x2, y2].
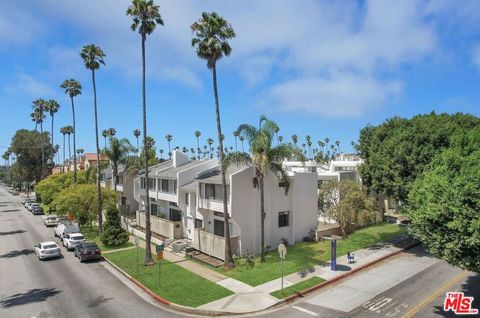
[243, 250, 255, 269]
[101, 207, 129, 246]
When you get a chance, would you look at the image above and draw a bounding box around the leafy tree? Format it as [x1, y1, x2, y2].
[225, 116, 302, 262]
[81, 43, 106, 234]
[191, 11, 236, 269]
[102, 137, 135, 191]
[358, 113, 480, 203]
[407, 127, 480, 273]
[61, 79, 82, 182]
[35, 171, 95, 205]
[101, 207, 129, 246]
[319, 179, 378, 236]
[50, 184, 117, 226]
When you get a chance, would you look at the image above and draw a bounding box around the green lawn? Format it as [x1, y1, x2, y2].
[81, 226, 134, 251]
[105, 248, 233, 307]
[217, 223, 407, 286]
[270, 276, 325, 299]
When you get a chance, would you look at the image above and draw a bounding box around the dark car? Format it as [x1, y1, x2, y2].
[31, 206, 45, 215]
[74, 242, 102, 262]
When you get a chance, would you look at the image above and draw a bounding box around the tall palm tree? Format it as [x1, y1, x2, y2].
[102, 130, 109, 149]
[191, 11, 236, 269]
[65, 125, 74, 162]
[335, 140, 340, 153]
[165, 134, 172, 158]
[159, 149, 164, 159]
[133, 129, 141, 154]
[318, 140, 325, 154]
[108, 127, 116, 137]
[60, 79, 82, 183]
[194, 130, 201, 160]
[44, 100, 60, 156]
[203, 145, 208, 158]
[278, 135, 283, 143]
[32, 99, 47, 177]
[76, 148, 84, 156]
[233, 130, 239, 151]
[273, 125, 280, 144]
[305, 135, 312, 159]
[127, 0, 164, 265]
[60, 126, 67, 172]
[239, 135, 245, 153]
[207, 137, 214, 158]
[225, 116, 301, 262]
[324, 137, 330, 151]
[102, 137, 135, 192]
[80, 43, 106, 234]
[291, 134, 298, 146]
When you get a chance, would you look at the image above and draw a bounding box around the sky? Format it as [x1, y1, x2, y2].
[1, 0, 480, 158]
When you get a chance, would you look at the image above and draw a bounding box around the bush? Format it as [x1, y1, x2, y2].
[101, 207, 129, 246]
[243, 250, 255, 269]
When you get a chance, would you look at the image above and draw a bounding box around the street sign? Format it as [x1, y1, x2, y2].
[134, 236, 139, 246]
[156, 244, 164, 253]
[278, 243, 287, 259]
[156, 251, 164, 260]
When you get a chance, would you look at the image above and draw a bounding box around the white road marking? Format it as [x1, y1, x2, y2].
[291, 306, 319, 316]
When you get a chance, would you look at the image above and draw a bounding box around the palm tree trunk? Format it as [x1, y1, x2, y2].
[104, 137, 107, 150]
[212, 63, 235, 270]
[68, 134, 71, 167]
[40, 122, 45, 179]
[259, 174, 266, 263]
[168, 141, 171, 158]
[113, 165, 117, 192]
[196, 137, 200, 160]
[234, 137, 238, 151]
[141, 35, 154, 266]
[63, 134, 66, 173]
[71, 97, 77, 183]
[136, 137, 139, 156]
[51, 115, 54, 154]
[241, 140, 244, 153]
[92, 69, 103, 235]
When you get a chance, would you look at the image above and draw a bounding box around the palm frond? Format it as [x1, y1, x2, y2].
[269, 162, 290, 194]
[222, 151, 252, 170]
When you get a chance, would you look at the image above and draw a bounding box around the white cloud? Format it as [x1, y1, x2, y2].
[4, 74, 54, 97]
[260, 73, 402, 117]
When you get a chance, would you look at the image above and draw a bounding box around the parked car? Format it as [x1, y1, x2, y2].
[44, 216, 59, 227]
[12, 190, 19, 195]
[54, 221, 80, 239]
[62, 233, 85, 250]
[31, 206, 45, 215]
[74, 242, 102, 262]
[34, 241, 62, 260]
[27, 203, 40, 212]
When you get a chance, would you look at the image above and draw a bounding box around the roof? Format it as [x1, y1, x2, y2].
[155, 161, 207, 179]
[180, 181, 197, 192]
[84, 153, 109, 161]
[138, 160, 172, 176]
[196, 165, 248, 185]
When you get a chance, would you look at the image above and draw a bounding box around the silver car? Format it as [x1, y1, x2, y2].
[34, 241, 62, 260]
[62, 233, 85, 251]
[44, 216, 59, 227]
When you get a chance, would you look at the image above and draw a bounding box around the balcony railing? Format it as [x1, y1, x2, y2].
[137, 211, 182, 239]
[193, 228, 239, 260]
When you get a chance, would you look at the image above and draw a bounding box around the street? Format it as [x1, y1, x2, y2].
[1, 187, 478, 318]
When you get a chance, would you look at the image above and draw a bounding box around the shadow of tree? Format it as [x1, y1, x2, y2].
[432, 273, 480, 317]
[0, 249, 34, 258]
[0, 229, 26, 236]
[0, 288, 61, 308]
[0, 209, 21, 212]
[88, 295, 113, 308]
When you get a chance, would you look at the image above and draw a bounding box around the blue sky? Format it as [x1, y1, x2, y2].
[1, 0, 479, 158]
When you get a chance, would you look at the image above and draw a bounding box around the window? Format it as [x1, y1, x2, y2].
[121, 196, 127, 206]
[279, 181, 287, 188]
[140, 177, 146, 189]
[195, 218, 203, 229]
[214, 219, 224, 237]
[159, 179, 176, 194]
[150, 204, 158, 216]
[278, 211, 289, 228]
[169, 209, 182, 222]
[205, 184, 222, 201]
[148, 178, 156, 191]
[185, 193, 189, 205]
[116, 175, 123, 186]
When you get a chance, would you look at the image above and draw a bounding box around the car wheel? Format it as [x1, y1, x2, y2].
[79, 257, 84, 263]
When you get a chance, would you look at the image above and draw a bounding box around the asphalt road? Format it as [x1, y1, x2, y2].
[0, 187, 183, 318]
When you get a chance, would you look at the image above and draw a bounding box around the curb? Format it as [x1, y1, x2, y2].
[103, 257, 240, 316]
[273, 240, 421, 306]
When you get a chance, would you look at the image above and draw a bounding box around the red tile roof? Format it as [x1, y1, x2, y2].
[84, 153, 109, 161]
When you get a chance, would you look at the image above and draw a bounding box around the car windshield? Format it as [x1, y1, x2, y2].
[43, 244, 57, 249]
[71, 235, 84, 241]
[85, 246, 99, 251]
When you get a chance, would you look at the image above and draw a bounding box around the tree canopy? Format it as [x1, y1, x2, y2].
[35, 171, 95, 205]
[358, 112, 480, 203]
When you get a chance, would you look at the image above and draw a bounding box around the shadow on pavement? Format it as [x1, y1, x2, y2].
[432, 273, 480, 317]
[0, 249, 35, 258]
[0, 209, 22, 213]
[0, 288, 61, 308]
[88, 295, 113, 308]
[0, 229, 26, 236]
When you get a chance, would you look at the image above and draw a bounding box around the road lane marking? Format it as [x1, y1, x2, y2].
[292, 306, 319, 316]
[401, 271, 469, 318]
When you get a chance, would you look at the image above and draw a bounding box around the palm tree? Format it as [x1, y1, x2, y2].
[159, 149, 164, 159]
[291, 134, 298, 146]
[44, 100, 60, 157]
[278, 135, 283, 143]
[193, 130, 201, 160]
[108, 127, 116, 137]
[65, 125, 74, 162]
[233, 130, 239, 151]
[306, 135, 312, 159]
[80, 43, 106, 234]
[133, 129, 141, 154]
[102, 137, 135, 192]
[102, 130, 108, 149]
[61, 79, 82, 183]
[165, 134, 172, 158]
[273, 125, 280, 144]
[324, 137, 330, 150]
[335, 140, 340, 153]
[127, 0, 164, 265]
[203, 145, 208, 158]
[239, 135, 245, 153]
[318, 140, 325, 154]
[191, 11, 236, 269]
[32, 99, 47, 177]
[77, 148, 84, 156]
[60, 127, 67, 172]
[207, 138, 214, 158]
[225, 116, 301, 262]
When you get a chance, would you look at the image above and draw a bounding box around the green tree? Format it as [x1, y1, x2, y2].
[101, 206, 129, 246]
[102, 137, 135, 191]
[102, 130, 109, 149]
[127, 0, 164, 265]
[191, 11, 236, 269]
[291, 134, 298, 146]
[32, 99, 47, 177]
[133, 129, 141, 154]
[80, 43, 106, 234]
[407, 128, 480, 273]
[358, 113, 480, 203]
[44, 100, 60, 160]
[165, 134, 173, 158]
[225, 116, 301, 262]
[61, 79, 82, 183]
[207, 137, 214, 158]
[64, 125, 74, 162]
[35, 171, 95, 206]
[319, 179, 378, 236]
[60, 126, 67, 171]
[233, 130, 239, 151]
[194, 130, 201, 160]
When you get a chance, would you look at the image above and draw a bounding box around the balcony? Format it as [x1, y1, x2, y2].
[193, 228, 239, 260]
[137, 211, 182, 239]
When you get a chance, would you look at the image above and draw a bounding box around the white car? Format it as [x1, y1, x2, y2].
[62, 233, 85, 250]
[44, 216, 59, 227]
[34, 241, 62, 260]
[27, 203, 40, 212]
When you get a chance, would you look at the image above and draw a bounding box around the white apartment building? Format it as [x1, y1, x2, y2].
[101, 164, 139, 219]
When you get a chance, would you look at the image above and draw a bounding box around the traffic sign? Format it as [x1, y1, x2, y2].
[156, 244, 164, 253]
[156, 251, 163, 260]
[278, 243, 287, 259]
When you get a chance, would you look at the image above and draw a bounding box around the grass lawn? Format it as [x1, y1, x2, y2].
[217, 223, 407, 286]
[105, 248, 233, 307]
[270, 276, 325, 299]
[81, 226, 134, 251]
